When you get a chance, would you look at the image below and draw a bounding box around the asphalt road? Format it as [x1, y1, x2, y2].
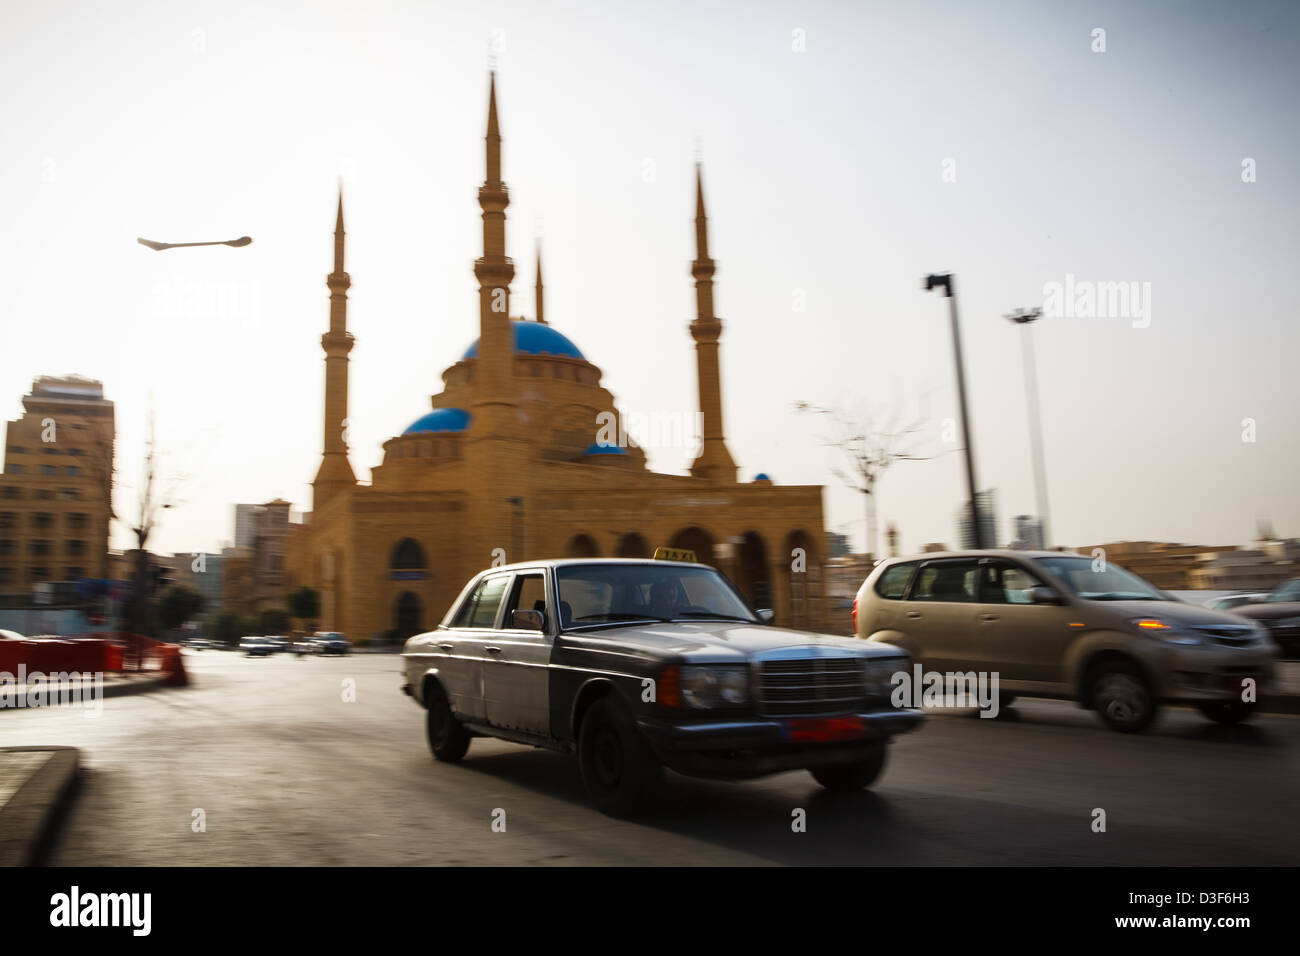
[2, 650, 1296, 866]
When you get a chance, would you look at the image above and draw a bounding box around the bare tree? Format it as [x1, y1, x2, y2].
[795, 399, 934, 559]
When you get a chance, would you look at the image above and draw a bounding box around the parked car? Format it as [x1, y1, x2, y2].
[312, 631, 350, 655]
[854, 550, 1280, 733]
[1231, 578, 1300, 659]
[402, 556, 922, 816]
[1203, 592, 1270, 612]
[240, 636, 275, 657]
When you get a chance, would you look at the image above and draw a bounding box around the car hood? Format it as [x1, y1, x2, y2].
[565, 620, 900, 662]
[1081, 599, 1262, 627]
[1231, 601, 1300, 621]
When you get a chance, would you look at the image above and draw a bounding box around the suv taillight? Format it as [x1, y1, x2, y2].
[852, 597, 858, 633]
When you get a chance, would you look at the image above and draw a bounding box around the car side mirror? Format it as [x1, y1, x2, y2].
[510, 609, 545, 631]
[757, 609, 775, 624]
[1030, 586, 1062, 605]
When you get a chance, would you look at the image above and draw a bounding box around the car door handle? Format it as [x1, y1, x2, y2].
[437, 642, 455, 651]
[485, 646, 503, 654]
[906, 611, 922, 620]
[979, 613, 999, 623]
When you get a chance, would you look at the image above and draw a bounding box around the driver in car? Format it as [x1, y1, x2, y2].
[649, 580, 682, 619]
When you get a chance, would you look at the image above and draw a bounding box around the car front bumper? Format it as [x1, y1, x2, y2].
[636, 708, 924, 781]
[1155, 646, 1276, 702]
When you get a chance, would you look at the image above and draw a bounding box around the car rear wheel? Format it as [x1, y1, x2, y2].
[810, 741, 888, 792]
[1196, 699, 1257, 725]
[425, 680, 470, 762]
[578, 697, 663, 818]
[1092, 664, 1157, 733]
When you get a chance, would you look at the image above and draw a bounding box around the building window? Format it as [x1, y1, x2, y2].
[8, 464, 23, 474]
[68, 513, 88, 530]
[33, 513, 54, 529]
[6, 446, 26, 455]
[66, 540, 86, 556]
[59, 488, 80, 500]
[41, 465, 57, 475]
[1, 488, 20, 500]
[36, 489, 54, 499]
[65, 466, 82, 476]
[0, 512, 14, 528]
[0, 540, 13, 555]
[65, 567, 84, 579]
[29, 567, 49, 582]
[30, 540, 52, 556]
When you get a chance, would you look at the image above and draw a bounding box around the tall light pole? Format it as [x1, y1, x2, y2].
[923, 273, 986, 548]
[1006, 307, 1051, 548]
[137, 236, 252, 251]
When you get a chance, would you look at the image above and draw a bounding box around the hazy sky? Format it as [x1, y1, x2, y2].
[2, 0, 1297, 558]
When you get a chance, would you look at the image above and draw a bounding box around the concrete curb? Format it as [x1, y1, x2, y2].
[0, 746, 80, 867]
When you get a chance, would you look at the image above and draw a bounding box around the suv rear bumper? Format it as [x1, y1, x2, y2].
[636, 708, 924, 781]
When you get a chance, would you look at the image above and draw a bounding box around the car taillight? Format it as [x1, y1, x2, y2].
[852, 597, 858, 633]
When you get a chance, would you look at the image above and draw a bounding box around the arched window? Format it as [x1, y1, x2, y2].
[391, 538, 425, 570]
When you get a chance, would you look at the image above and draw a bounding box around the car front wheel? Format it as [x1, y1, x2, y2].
[1196, 699, 1257, 725]
[578, 697, 663, 818]
[810, 741, 888, 792]
[425, 680, 470, 762]
[1092, 664, 1157, 733]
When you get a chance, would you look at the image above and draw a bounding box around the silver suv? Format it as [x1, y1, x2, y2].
[854, 550, 1280, 732]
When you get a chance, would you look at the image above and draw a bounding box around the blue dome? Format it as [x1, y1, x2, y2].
[462, 321, 585, 360]
[753, 473, 772, 482]
[582, 443, 628, 456]
[404, 408, 471, 435]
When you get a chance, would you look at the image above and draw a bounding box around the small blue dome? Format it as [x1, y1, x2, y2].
[583, 443, 627, 456]
[463, 321, 585, 360]
[404, 408, 471, 435]
[753, 473, 772, 482]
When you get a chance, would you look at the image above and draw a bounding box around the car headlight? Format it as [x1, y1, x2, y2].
[1131, 618, 1201, 645]
[863, 658, 903, 698]
[680, 666, 749, 709]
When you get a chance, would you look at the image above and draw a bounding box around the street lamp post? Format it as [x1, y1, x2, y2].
[924, 273, 986, 548]
[1005, 307, 1051, 548]
[137, 236, 252, 251]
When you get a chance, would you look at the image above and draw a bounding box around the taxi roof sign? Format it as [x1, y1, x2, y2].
[653, 546, 697, 563]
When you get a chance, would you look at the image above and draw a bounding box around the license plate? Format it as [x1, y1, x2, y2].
[783, 716, 867, 743]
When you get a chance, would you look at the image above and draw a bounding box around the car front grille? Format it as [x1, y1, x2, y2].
[1189, 625, 1257, 647]
[757, 658, 866, 717]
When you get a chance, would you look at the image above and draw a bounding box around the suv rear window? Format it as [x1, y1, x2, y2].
[875, 562, 917, 599]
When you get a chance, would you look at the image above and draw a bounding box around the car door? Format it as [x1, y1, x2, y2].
[900, 558, 982, 671]
[482, 569, 553, 738]
[441, 572, 511, 723]
[975, 558, 1074, 687]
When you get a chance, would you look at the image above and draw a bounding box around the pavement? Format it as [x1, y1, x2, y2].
[0, 651, 1295, 866]
[0, 746, 79, 866]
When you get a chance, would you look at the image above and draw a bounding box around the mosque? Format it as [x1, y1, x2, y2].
[284, 75, 829, 641]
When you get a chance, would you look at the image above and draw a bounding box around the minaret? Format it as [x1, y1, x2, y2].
[534, 243, 546, 324]
[312, 188, 357, 510]
[689, 166, 737, 483]
[473, 71, 515, 415]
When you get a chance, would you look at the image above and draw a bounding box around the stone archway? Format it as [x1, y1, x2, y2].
[565, 533, 600, 558]
[394, 591, 423, 639]
[785, 529, 821, 630]
[736, 531, 772, 610]
[391, 537, 425, 570]
[616, 532, 650, 558]
[668, 526, 714, 567]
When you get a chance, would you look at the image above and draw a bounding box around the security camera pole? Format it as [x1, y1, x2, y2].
[924, 273, 986, 548]
[1006, 307, 1050, 547]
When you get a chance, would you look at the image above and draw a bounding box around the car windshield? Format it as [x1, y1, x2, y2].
[1035, 557, 1170, 601]
[1267, 580, 1300, 603]
[555, 563, 757, 629]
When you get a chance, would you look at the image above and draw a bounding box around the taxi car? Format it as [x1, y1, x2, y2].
[401, 554, 922, 815]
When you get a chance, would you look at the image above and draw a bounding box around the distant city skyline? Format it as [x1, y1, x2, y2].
[3, 0, 1297, 558]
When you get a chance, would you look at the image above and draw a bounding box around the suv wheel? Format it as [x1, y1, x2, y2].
[425, 680, 471, 762]
[1092, 664, 1157, 733]
[578, 697, 663, 817]
[810, 741, 888, 792]
[1196, 699, 1257, 725]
